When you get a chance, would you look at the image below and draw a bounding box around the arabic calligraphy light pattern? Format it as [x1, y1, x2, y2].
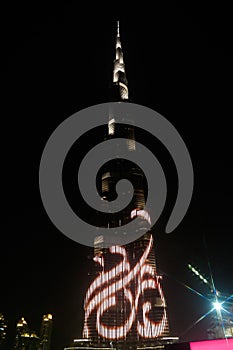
[83, 235, 169, 341]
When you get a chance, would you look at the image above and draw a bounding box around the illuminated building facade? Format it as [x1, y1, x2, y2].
[39, 314, 53, 350]
[0, 313, 7, 349]
[13, 314, 52, 350]
[17, 332, 39, 350]
[14, 317, 39, 350]
[83, 22, 170, 349]
[14, 317, 29, 350]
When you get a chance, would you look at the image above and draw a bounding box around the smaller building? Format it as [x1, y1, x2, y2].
[18, 331, 40, 350]
[39, 314, 53, 350]
[14, 317, 40, 350]
[14, 317, 29, 350]
[13, 314, 53, 350]
[0, 312, 7, 349]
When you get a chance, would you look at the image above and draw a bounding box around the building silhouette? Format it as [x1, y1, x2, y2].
[13, 314, 53, 350]
[39, 314, 52, 350]
[14, 317, 29, 350]
[0, 312, 7, 349]
[82, 22, 172, 350]
[14, 317, 39, 350]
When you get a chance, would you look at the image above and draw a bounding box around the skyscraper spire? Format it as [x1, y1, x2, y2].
[117, 20, 120, 37]
[113, 21, 129, 100]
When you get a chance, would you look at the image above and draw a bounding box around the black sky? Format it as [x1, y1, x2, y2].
[1, 3, 233, 350]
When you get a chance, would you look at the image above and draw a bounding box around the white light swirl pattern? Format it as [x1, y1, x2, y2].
[83, 235, 168, 340]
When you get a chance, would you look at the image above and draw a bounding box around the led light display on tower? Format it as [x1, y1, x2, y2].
[83, 22, 170, 346]
[83, 234, 169, 343]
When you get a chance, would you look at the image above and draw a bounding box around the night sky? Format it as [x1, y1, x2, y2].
[2, 3, 233, 350]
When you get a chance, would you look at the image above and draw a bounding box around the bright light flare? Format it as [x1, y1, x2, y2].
[213, 301, 222, 311]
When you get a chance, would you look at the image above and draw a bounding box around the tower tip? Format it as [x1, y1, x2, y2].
[117, 21, 120, 36]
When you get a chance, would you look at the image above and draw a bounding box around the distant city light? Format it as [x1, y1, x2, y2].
[213, 301, 222, 311]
